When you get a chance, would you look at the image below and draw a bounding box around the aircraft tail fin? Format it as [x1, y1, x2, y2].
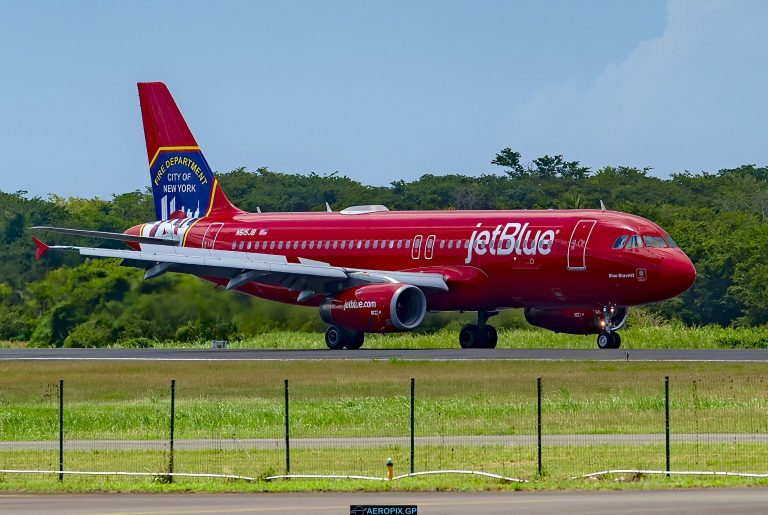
[138, 82, 240, 220]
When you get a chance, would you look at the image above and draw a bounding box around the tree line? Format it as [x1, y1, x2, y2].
[1, 150, 767, 346]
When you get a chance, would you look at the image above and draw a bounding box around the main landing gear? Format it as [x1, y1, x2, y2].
[325, 325, 364, 350]
[459, 311, 499, 349]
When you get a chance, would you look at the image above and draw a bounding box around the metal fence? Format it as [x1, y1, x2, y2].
[1, 375, 767, 483]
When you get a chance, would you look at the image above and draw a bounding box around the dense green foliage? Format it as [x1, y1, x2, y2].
[1, 150, 767, 346]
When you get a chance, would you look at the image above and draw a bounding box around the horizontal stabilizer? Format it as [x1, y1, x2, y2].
[31, 236, 49, 260]
[31, 226, 179, 246]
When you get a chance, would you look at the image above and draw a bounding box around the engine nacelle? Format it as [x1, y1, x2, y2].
[524, 307, 628, 335]
[320, 284, 427, 333]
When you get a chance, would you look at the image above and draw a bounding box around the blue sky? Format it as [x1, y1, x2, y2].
[1, 0, 766, 198]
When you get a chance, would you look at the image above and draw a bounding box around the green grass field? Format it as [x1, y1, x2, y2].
[125, 322, 768, 349]
[1, 359, 767, 492]
[5, 316, 768, 350]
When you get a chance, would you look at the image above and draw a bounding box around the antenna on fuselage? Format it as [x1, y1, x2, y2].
[325, 202, 333, 212]
[600, 200, 607, 211]
[256, 206, 262, 214]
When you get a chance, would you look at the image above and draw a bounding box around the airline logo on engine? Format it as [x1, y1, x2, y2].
[343, 300, 378, 310]
[466, 222, 558, 264]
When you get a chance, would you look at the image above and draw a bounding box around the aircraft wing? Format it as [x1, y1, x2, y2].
[33, 239, 449, 300]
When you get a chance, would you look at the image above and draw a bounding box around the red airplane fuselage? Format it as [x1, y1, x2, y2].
[131, 207, 695, 312]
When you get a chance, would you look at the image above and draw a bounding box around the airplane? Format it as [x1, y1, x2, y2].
[32, 82, 696, 350]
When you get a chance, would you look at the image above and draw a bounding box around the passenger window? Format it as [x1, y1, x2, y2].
[397, 240, 403, 249]
[405, 240, 411, 249]
[365, 240, 370, 249]
[448, 240, 454, 249]
[309, 241, 315, 249]
[269, 241, 275, 250]
[373, 241, 379, 249]
[341, 241, 346, 249]
[333, 241, 338, 249]
[301, 241, 307, 249]
[278, 241, 283, 250]
[231, 242, 236, 250]
[238, 241, 244, 250]
[357, 241, 363, 249]
[325, 241, 330, 249]
[440, 240, 445, 249]
[389, 241, 395, 249]
[613, 236, 628, 249]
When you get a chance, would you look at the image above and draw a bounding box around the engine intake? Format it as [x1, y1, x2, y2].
[320, 284, 427, 332]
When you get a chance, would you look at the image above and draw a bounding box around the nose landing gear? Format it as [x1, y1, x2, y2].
[597, 330, 621, 349]
[459, 311, 499, 349]
[596, 305, 624, 349]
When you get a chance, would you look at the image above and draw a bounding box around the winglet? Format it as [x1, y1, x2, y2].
[32, 236, 49, 260]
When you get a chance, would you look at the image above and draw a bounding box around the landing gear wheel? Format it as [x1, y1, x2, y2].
[325, 325, 346, 350]
[481, 325, 498, 348]
[459, 324, 481, 348]
[344, 330, 365, 350]
[597, 331, 621, 349]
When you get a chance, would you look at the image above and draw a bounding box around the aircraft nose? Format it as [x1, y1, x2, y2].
[659, 252, 696, 297]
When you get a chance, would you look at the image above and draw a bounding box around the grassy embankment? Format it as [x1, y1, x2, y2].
[0, 360, 767, 491]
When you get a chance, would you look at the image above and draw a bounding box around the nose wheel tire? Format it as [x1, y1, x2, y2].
[597, 331, 621, 349]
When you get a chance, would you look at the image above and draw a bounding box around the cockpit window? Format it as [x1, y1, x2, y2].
[642, 236, 668, 248]
[613, 236, 628, 249]
[664, 236, 678, 248]
[625, 235, 643, 249]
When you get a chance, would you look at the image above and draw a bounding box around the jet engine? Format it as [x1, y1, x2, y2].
[320, 283, 427, 333]
[524, 307, 628, 335]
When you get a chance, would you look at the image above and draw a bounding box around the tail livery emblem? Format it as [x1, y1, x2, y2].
[150, 148, 212, 220]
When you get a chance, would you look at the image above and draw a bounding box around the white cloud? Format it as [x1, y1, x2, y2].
[507, 0, 768, 175]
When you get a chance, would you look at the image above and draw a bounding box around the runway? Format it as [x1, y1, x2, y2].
[2, 489, 768, 515]
[1, 347, 768, 361]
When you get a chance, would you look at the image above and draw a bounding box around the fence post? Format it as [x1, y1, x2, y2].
[664, 376, 670, 476]
[58, 379, 64, 481]
[169, 379, 175, 483]
[537, 377, 542, 476]
[410, 377, 415, 475]
[284, 379, 290, 474]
